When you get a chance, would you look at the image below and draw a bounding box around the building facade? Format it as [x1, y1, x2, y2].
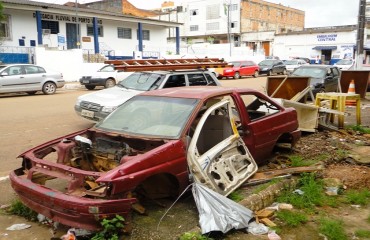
[273, 25, 357, 64]
[0, 0, 180, 62]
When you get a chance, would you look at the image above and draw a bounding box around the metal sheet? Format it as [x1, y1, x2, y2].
[192, 182, 254, 234]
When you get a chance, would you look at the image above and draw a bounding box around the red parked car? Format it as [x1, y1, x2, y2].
[217, 60, 260, 79]
[10, 86, 300, 230]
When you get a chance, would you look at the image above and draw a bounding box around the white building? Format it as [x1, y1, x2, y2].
[273, 25, 357, 64]
[0, 0, 181, 80]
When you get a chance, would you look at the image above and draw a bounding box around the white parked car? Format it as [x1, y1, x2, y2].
[79, 64, 132, 90]
[0, 64, 64, 95]
[75, 70, 221, 122]
[284, 59, 309, 73]
[334, 59, 355, 70]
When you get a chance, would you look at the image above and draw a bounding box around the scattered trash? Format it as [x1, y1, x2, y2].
[325, 187, 339, 196]
[278, 203, 293, 210]
[60, 229, 76, 240]
[351, 205, 361, 209]
[268, 230, 282, 240]
[293, 189, 304, 195]
[6, 223, 31, 231]
[0, 204, 10, 209]
[247, 221, 269, 235]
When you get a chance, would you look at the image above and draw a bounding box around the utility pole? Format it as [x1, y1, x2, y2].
[226, 2, 232, 57]
[356, 0, 366, 69]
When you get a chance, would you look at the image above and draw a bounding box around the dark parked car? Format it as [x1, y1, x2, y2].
[10, 86, 300, 230]
[217, 60, 260, 79]
[258, 59, 287, 76]
[290, 65, 341, 95]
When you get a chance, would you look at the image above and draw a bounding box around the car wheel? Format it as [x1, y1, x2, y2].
[42, 82, 56, 95]
[234, 72, 241, 79]
[27, 91, 37, 95]
[105, 79, 116, 88]
[267, 70, 272, 76]
[253, 70, 259, 78]
[85, 85, 96, 90]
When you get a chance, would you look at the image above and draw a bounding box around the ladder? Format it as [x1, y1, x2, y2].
[104, 58, 230, 72]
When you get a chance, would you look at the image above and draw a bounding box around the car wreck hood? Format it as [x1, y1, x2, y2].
[78, 86, 143, 106]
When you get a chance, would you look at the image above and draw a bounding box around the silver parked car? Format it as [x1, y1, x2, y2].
[0, 64, 65, 95]
[75, 70, 221, 122]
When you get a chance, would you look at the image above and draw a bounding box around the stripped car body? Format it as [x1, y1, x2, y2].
[10, 86, 300, 230]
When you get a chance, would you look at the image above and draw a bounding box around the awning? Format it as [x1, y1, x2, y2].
[312, 46, 337, 50]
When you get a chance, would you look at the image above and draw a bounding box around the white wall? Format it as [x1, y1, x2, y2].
[35, 47, 104, 82]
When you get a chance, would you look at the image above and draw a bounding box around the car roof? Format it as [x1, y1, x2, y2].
[297, 65, 334, 69]
[138, 86, 258, 99]
[138, 69, 214, 74]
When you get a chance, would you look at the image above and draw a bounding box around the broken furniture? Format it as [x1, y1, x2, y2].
[314, 92, 361, 128]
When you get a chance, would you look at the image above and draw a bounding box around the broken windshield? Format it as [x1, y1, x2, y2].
[117, 72, 165, 91]
[95, 96, 199, 138]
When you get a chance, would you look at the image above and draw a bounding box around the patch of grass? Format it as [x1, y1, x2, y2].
[7, 199, 38, 221]
[277, 173, 325, 209]
[355, 229, 370, 238]
[275, 210, 308, 227]
[336, 149, 348, 159]
[318, 218, 348, 240]
[228, 190, 244, 202]
[367, 214, 370, 223]
[344, 188, 370, 205]
[91, 215, 125, 240]
[346, 125, 370, 134]
[179, 232, 213, 240]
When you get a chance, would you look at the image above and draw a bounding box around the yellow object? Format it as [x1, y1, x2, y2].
[315, 92, 361, 128]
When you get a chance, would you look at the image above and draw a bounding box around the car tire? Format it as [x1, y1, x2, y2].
[234, 72, 240, 79]
[27, 91, 37, 95]
[267, 70, 272, 76]
[253, 70, 259, 78]
[105, 79, 116, 88]
[42, 82, 56, 95]
[85, 85, 96, 90]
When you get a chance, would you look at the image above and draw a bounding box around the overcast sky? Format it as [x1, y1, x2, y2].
[39, 0, 360, 28]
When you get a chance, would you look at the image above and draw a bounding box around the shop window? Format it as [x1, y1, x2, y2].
[30, 40, 36, 46]
[41, 20, 59, 34]
[87, 25, 104, 37]
[118, 27, 131, 39]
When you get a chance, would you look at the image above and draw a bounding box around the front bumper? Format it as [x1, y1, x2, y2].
[74, 105, 109, 122]
[79, 77, 107, 86]
[10, 170, 136, 230]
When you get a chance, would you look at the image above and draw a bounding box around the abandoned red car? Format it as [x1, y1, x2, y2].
[10, 86, 300, 230]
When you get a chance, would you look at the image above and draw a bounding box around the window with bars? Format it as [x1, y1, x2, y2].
[206, 22, 219, 31]
[190, 25, 199, 31]
[117, 27, 132, 39]
[42, 20, 59, 34]
[206, 4, 219, 19]
[0, 15, 10, 39]
[87, 25, 104, 37]
[229, 4, 238, 11]
[136, 30, 150, 40]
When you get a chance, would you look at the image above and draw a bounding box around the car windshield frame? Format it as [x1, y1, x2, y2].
[117, 72, 165, 91]
[95, 95, 200, 139]
[292, 67, 327, 78]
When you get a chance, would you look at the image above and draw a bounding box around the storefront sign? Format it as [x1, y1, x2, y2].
[317, 34, 337, 42]
[33, 13, 103, 24]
